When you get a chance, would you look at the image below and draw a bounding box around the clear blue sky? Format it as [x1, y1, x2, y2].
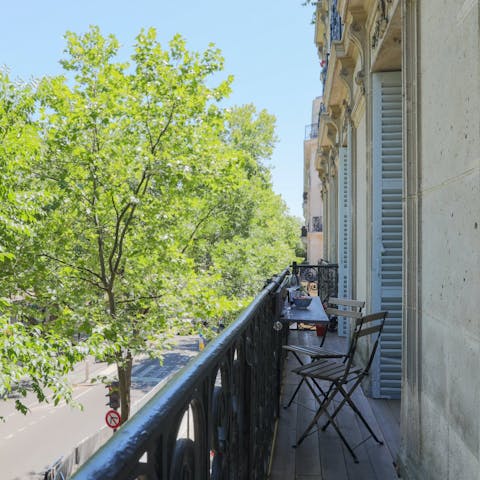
[1, 0, 320, 218]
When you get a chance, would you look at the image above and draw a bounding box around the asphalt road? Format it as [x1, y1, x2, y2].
[0, 336, 199, 480]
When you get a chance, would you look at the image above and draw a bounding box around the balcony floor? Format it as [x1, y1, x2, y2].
[270, 329, 401, 480]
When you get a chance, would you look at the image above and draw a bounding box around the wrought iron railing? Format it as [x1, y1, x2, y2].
[305, 123, 319, 139]
[321, 55, 329, 93]
[71, 270, 289, 480]
[312, 216, 323, 232]
[291, 261, 338, 302]
[330, 0, 342, 42]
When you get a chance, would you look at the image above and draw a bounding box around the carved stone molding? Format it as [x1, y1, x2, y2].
[355, 70, 366, 96]
[340, 100, 352, 147]
[319, 113, 339, 149]
[316, 146, 330, 179]
[347, 10, 367, 70]
[328, 147, 338, 179]
[342, 98, 352, 121]
[371, 0, 396, 50]
[339, 62, 354, 107]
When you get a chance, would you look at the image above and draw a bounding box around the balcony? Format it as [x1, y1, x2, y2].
[69, 265, 399, 480]
[305, 123, 319, 140]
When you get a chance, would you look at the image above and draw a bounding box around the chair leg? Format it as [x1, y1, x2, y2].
[324, 412, 360, 463]
[284, 351, 326, 409]
[304, 378, 332, 407]
[293, 385, 338, 447]
[295, 382, 360, 463]
[321, 378, 362, 431]
[336, 385, 384, 445]
[322, 382, 383, 445]
[284, 377, 304, 408]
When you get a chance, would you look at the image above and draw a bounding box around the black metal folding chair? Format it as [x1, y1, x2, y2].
[292, 311, 388, 463]
[282, 298, 365, 409]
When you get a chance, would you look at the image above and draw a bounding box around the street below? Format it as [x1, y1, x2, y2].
[0, 336, 199, 480]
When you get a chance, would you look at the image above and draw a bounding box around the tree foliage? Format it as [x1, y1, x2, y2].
[0, 70, 84, 413]
[0, 27, 302, 421]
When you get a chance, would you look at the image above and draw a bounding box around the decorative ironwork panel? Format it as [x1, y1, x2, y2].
[292, 262, 338, 303]
[318, 263, 339, 302]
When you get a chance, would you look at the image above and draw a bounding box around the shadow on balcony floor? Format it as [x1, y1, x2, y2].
[270, 330, 401, 480]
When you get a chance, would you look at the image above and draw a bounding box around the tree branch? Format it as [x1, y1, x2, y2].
[108, 168, 151, 281]
[181, 203, 221, 255]
[40, 253, 104, 286]
[151, 102, 176, 155]
[116, 294, 162, 304]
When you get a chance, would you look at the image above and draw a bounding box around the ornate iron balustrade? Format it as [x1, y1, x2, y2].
[312, 216, 323, 232]
[330, 0, 342, 42]
[305, 123, 319, 139]
[320, 55, 329, 93]
[71, 270, 289, 480]
[291, 261, 338, 302]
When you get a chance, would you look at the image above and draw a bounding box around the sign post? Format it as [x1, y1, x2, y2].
[105, 409, 122, 432]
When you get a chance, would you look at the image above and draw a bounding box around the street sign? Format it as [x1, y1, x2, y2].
[105, 409, 121, 429]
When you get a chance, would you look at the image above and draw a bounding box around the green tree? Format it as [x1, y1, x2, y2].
[0, 70, 83, 413]
[35, 26, 233, 421]
[172, 104, 302, 324]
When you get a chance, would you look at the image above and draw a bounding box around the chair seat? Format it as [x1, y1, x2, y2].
[282, 344, 345, 359]
[293, 358, 362, 383]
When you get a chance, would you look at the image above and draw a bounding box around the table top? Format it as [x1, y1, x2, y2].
[281, 296, 329, 323]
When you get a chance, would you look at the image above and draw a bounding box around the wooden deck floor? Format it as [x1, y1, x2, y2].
[269, 329, 401, 480]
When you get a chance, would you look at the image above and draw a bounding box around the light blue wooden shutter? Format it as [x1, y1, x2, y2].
[337, 135, 352, 337]
[371, 71, 403, 399]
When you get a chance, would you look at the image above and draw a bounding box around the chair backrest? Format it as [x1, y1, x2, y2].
[344, 311, 388, 376]
[324, 307, 363, 319]
[325, 298, 365, 360]
[327, 297, 365, 312]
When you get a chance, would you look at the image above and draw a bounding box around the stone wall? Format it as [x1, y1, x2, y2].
[400, 0, 480, 478]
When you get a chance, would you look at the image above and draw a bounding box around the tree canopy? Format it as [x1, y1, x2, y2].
[0, 27, 302, 420]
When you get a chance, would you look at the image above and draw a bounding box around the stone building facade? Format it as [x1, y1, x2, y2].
[303, 97, 324, 265]
[313, 0, 480, 478]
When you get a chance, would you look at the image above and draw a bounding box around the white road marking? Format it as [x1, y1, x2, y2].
[4, 434, 13, 440]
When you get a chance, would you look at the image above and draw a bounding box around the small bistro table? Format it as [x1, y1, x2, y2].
[280, 296, 329, 325]
[280, 296, 330, 345]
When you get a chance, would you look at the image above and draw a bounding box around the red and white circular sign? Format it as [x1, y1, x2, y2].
[105, 409, 122, 429]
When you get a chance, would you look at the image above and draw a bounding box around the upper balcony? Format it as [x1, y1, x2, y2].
[65, 264, 399, 480]
[305, 123, 319, 140]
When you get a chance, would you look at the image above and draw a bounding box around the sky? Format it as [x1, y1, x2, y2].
[1, 0, 321, 219]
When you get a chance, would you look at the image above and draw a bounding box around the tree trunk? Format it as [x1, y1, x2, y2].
[117, 352, 132, 422]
